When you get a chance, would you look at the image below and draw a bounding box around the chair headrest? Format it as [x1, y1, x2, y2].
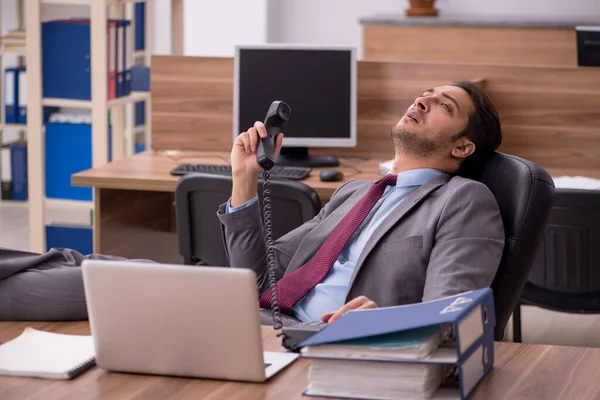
[461, 152, 554, 242]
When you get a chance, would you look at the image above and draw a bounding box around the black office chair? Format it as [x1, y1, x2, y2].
[461, 152, 555, 340]
[175, 172, 322, 266]
[512, 189, 600, 342]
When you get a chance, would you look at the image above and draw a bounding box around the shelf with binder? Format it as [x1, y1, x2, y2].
[23, 0, 162, 253]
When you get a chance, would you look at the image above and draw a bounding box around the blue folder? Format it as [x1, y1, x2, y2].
[17, 67, 27, 124]
[301, 288, 496, 400]
[116, 20, 130, 98]
[124, 20, 132, 96]
[11, 142, 27, 201]
[135, 101, 145, 126]
[134, 2, 145, 51]
[4, 67, 18, 123]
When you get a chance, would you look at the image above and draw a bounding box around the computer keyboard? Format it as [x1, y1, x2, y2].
[170, 164, 311, 180]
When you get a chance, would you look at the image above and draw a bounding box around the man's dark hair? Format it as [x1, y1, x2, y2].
[450, 80, 502, 170]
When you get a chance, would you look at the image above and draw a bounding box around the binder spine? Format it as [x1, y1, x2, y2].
[4, 68, 17, 124]
[1, 145, 12, 200]
[453, 289, 496, 362]
[11, 143, 27, 201]
[457, 329, 494, 399]
[17, 68, 27, 124]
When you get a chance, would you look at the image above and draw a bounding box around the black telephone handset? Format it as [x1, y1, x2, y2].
[256, 101, 291, 171]
[257, 101, 325, 352]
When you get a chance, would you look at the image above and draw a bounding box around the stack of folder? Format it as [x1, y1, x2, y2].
[299, 288, 496, 400]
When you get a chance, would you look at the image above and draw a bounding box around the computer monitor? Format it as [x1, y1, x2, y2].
[234, 44, 357, 168]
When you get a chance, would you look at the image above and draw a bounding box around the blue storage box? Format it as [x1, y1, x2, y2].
[46, 224, 93, 255]
[131, 66, 150, 91]
[135, 143, 146, 154]
[45, 122, 112, 201]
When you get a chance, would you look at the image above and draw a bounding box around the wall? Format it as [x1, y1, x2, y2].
[183, 0, 268, 56]
[268, 0, 600, 58]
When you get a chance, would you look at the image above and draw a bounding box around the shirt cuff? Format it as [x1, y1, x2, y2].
[226, 194, 259, 214]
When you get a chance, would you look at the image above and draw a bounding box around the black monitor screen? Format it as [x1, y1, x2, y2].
[235, 47, 355, 146]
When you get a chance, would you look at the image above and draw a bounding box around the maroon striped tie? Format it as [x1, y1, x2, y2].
[260, 174, 398, 314]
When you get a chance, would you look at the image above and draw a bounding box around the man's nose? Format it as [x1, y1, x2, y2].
[415, 99, 428, 112]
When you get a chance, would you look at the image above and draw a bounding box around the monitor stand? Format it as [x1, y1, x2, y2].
[276, 147, 339, 168]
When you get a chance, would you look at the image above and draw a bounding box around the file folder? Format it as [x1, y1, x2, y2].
[116, 21, 131, 97]
[4, 68, 18, 124]
[1, 144, 12, 200]
[301, 288, 496, 400]
[124, 20, 133, 96]
[134, 2, 145, 51]
[108, 21, 117, 100]
[11, 142, 27, 201]
[135, 101, 145, 126]
[17, 67, 27, 124]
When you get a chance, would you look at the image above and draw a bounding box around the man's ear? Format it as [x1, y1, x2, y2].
[452, 137, 475, 160]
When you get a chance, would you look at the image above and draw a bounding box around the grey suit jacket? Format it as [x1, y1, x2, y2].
[217, 174, 505, 308]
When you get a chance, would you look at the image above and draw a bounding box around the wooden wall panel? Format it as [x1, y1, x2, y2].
[151, 56, 234, 151]
[151, 55, 600, 171]
[363, 25, 577, 66]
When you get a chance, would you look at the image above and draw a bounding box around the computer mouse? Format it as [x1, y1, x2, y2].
[319, 169, 344, 182]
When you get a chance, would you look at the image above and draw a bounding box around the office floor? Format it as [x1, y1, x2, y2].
[1, 201, 599, 348]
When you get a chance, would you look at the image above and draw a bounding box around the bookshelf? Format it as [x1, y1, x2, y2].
[21, 0, 182, 254]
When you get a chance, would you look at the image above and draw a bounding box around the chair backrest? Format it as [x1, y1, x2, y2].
[461, 152, 555, 339]
[523, 189, 600, 313]
[175, 173, 322, 266]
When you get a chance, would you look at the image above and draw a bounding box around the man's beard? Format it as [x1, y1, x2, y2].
[390, 126, 448, 159]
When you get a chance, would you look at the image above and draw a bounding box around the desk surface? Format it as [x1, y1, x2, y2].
[1, 321, 600, 400]
[72, 150, 600, 197]
[72, 150, 383, 200]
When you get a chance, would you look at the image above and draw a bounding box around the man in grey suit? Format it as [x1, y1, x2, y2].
[218, 80, 505, 324]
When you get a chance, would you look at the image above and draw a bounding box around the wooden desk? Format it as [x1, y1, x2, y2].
[71, 148, 600, 264]
[72, 150, 384, 263]
[2, 321, 600, 400]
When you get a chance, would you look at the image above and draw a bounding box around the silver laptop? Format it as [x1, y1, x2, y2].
[81, 260, 298, 382]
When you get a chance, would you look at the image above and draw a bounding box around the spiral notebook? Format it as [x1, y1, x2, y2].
[0, 327, 95, 379]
